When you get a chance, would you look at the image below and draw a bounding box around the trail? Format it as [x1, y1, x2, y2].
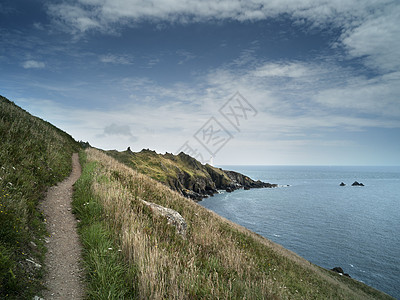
[39, 153, 84, 299]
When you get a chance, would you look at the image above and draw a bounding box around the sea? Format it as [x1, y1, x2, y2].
[199, 166, 400, 299]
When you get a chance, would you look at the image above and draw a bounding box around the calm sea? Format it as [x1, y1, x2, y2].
[200, 166, 400, 299]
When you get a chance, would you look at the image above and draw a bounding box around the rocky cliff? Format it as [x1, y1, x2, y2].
[107, 149, 277, 201]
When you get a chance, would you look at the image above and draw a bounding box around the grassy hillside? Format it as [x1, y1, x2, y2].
[0, 95, 80, 298]
[74, 148, 394, 299]
[107, 149, 276, 200]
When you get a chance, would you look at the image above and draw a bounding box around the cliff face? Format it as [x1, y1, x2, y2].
[107, 149, 277, 201]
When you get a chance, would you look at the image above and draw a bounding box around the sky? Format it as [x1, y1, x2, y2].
[1, 0, 399, 165]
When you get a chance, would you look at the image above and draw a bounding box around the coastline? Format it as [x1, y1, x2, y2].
[199, 165, 400, 299]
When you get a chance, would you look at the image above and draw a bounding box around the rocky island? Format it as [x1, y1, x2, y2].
[107, 148, 277, 201]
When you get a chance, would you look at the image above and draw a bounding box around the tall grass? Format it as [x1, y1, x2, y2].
[76, 147, 394, 299]
[0, 95, 80, 298]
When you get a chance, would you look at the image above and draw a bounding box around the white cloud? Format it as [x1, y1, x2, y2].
[47, 0, 392, 32]
[22, 60, 45, 69]
[100, 54, 133, 65]
[340, 3, 400, 72]
[47, 3, 101, 34]
[252, 62, 313, 78]
[313, 76, 400, 118]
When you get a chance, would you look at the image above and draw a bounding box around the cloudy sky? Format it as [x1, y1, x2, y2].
[1, 0, 399, 165]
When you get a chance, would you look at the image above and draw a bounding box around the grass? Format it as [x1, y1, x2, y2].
[72, 153, 137, 299]
[76, 147, 394, 299]
[107, 149, 232, 193]
[0, 95, 80, 298]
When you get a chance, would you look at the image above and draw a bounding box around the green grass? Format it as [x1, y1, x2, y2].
[72, 152, 137, 299]
[0, 95, 80, 298]
[107, 149, 231, 192]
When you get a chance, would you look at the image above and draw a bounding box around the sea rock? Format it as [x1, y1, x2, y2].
[351, 181, 364, 186]
[182, 189, 204, 202]
[340, 182, 346, 186]
[331, 267, 351, 278]
[141, 200, 187, 238]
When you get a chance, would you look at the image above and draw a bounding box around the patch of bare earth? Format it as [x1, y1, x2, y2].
[39, 153, 85, 299]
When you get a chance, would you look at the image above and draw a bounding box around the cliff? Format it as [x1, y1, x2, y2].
[107, 149, 277, 200]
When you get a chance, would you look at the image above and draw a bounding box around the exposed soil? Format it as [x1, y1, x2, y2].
[39, 153, 85, 299]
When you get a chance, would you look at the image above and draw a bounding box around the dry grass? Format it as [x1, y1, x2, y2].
[77, 148, 394, 299]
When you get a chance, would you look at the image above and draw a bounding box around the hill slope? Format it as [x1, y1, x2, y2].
[74, 148, 394, 299]
[0, 95, 80, 298]
[107, 149, 277, 200]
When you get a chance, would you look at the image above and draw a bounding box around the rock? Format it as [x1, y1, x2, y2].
[340, 182, 346, 186]
[141, 200, 187, 238]
[182, 189, 203, 202]
[351, 181, 364, 186]
[331, 267, 351, 278]
[331, 267, 344, 273]
[110, 149, 278, 201]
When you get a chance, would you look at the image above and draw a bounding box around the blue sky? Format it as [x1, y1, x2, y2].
[1, 0, 399, 165]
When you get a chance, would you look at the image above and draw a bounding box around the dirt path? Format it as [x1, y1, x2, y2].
[39, 153, 85, 299]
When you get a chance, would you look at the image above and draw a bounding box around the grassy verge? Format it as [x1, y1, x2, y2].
[73, 151, 137, 299]
[76, 147, 394, 299]
[0, 95, 79, 298]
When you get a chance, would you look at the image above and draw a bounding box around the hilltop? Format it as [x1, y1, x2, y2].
[107, 148, 277, 201]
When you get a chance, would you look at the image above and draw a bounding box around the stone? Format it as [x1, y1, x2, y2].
[352, 181, 364, 186]
[331, 266, 351, 278]
[340, 182, 346, 186]
[141, 200, 187, 238]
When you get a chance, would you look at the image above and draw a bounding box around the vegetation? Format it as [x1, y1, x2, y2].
[1, 95, 394, 299]
[106, 149, 273, 200]
[75, 147, 394, 299]
[0, 95, 80, 298]
[107, 148, 225, 186]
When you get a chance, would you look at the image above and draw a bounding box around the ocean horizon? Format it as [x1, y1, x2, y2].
[200, 165, 400, 299]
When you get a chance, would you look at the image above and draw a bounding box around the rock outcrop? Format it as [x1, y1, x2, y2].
[108, 149, 277, 201]
[331, 267, 351, 278]
[141, 200, 187, 238]
[351, 181, 364, 186]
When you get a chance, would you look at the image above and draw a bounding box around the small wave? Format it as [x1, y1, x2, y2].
[273, 234, 281, 237]
[350, 264, 354, 268]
